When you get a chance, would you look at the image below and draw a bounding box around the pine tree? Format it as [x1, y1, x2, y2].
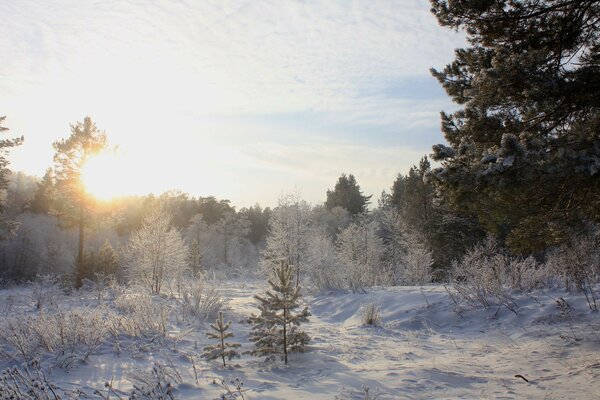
[52, 117, 107, 286]
[97, 239, 118, 276]
[429, 0, 600, 252]
[0, 116, 23, 239]
[248, 261, 311, 365]
[325, 174, 371, 215]
[201, 311, 241, 367]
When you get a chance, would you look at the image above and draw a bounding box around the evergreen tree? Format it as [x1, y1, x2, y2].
[202, 311, 241, 367]
[29, 168, 55, 215]
[52, 117, 107, 286]
[429, 0, 600, 252]
[97, 239, 118, 276]
[187, 238, 203, 276]
[325, 174, 371, 215]
[248, 261, 311, 365]
[0, 116, 23, 239]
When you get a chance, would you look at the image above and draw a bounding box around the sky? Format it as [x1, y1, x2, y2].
[0, 0, 464, 208]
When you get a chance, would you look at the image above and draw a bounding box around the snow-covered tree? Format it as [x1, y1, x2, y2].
[125, 207, 189, 295]
[202, 311, 241, 367]
[248, 261, 311, 364]
[261, 193, 311, 287]
[400, 231, 433, 285]
[337, 216, 387, 291]
[305, 227, 344, 292]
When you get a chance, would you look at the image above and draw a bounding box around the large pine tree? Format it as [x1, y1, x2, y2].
[325, 174, 372, 215]
[52, 117, 107, 286]
[429, 0, 600, 252]
[248, 261, 311, 365]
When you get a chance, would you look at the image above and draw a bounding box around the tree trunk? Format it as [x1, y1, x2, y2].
[76, 196, 85, 288]
[283, 309, 288, 365]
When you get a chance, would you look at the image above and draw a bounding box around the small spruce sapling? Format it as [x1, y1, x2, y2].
[248, 260, 311, 364]
[202, 311, 241, 367]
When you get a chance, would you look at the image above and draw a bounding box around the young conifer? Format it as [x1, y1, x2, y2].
[202, 311, 241, 367]
[248, 260, 311, 364]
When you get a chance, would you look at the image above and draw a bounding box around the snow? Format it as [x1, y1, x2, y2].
[1, 282, 600, 399]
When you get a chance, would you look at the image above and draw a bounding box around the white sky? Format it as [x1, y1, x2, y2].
[0, 0, 464, 208]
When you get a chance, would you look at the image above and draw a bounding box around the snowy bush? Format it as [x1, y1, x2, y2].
[0, 364, 62, 400]
[0, 307, 115, 366]
[450, 238, 518, 312]
[129, 363, 179, 400]
[114, 293, 171, 337]
[546, 235, 600, 311]
[30, 274, 63, 310]
[508, 255, 550, 291]
[179, 278, 229, 321]
[360, 302, 381, 326]
[336, 385, 383, 400]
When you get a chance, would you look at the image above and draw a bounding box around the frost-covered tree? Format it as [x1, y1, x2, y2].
[305, 227, 345, 292]
[261, 193, 311, 287]
[186, 212, 257, 278]
[248, 261, 311, 365]
[429, 0, 600, 252]
[125, 206, 189, 295]
[400, 231, 433, 285]
[202, 311, 241, 367]
[337, 216, 387, 290]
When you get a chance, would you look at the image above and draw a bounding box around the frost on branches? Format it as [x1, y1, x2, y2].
[202, 311, 241, 367]
[248, 261, 311, 365]
[125, 206, 189, 295]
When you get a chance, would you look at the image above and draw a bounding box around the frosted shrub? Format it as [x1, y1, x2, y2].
[130, 362, 179, 400]
[114, 293, 170, 337]
[336, 385, 383, 400]
[179, 279, 228, 322]
[0, 316, 38, 363]
[360, 302, 381, 326]
[81, 273, 119, 302]
[30, 274, 62, 310]
[0, 364, 60, 400]
[450, 238, 518, 312]
[546, 236, 600, 311]
[0, 308, 115, 366]
[509, 256, 551, 290]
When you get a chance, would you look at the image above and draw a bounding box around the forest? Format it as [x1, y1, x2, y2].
[0, 0, 599, 399]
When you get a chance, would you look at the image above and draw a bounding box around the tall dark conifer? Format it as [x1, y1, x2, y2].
[52, 117, 107, 286]
[429, 0, 600, 252]
[325, 174, 372, 215]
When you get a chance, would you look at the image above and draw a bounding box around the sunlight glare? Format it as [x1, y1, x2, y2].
[81, 152, 131, 200]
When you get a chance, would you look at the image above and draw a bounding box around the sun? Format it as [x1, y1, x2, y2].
[81, 152, 130, 200]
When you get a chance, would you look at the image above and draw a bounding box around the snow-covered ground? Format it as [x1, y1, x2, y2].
[1, 282, 599, 399]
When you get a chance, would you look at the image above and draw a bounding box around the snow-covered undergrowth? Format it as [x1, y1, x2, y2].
[0, 281, 599, 399]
